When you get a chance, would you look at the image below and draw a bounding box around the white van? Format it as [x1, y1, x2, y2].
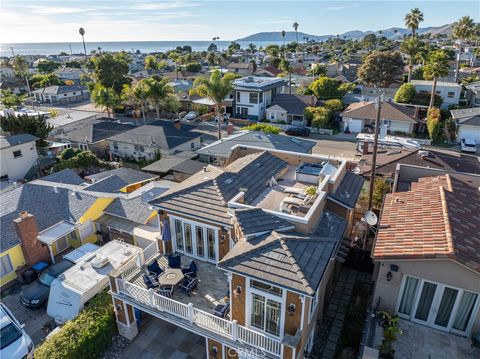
[47, 240, 142, 324]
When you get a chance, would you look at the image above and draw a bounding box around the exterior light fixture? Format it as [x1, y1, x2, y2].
[287, 303, 296, 315]
[386, 271, 393, 281]
[210, 346, 218, 358]
[235, 285, 242, 295]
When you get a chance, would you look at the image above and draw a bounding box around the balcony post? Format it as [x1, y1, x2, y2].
[232, 319, 238, 341]
[188, 303, 194, 324]
[149, 288, 154, 307]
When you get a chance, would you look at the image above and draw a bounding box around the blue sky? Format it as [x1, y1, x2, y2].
[0, 0, 478, 43]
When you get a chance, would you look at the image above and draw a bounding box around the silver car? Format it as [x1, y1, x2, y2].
[0, 303, 34, 359]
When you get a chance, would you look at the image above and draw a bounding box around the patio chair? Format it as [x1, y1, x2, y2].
[147, 260, 164, 277]
[158, 285, 174, 298]
[142, 273, 159, 289]
[213, 302, 230, 318]
[168, 253, 181, 269]
[179, 276, 198, 296]
[283, 187, 304, 195]
[181, 260, 198, 276]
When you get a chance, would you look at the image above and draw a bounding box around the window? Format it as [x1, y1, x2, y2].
[113, 141, 119, 150]
[12, 150, 22, 158]
[0, 254, 14, 277]
[236, 91, 241, 102]
[251, 293, 282, 336]
[208, 156, 218, 164]
[56, 236, 69, 253]
[139, 145, 145, 152]
[207, 228, 215, 261]
[250, 280, 282, 296]
[184, 223, 193, 254]
[249, 93, 259, 104]
[259, 92, 263, 103]
[196, 226, 205, 258]
[447, 91, 455, 98]
[69, 230, 78, 241]
[191, 142, 195, 150]
[175, 219, 184, 251]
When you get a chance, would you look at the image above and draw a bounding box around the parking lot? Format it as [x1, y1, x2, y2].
[1, 285, 54, 345]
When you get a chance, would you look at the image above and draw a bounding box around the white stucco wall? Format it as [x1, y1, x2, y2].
[0, 140, 38, 181]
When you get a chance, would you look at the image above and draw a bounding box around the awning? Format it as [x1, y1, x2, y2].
[38, 221, 76, 245]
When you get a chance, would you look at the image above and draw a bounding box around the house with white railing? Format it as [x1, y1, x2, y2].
[107, 147, 365, 358]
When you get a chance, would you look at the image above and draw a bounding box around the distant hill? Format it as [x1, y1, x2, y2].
[236, 24, 453, 42]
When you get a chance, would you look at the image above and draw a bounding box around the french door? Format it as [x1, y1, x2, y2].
[397, 276, 479, 336]
[172, 218, 218, 263]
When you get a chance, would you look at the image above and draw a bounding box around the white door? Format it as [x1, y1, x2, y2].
[171, 218, 218, 263]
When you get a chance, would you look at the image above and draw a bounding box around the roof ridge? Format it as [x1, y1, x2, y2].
[212, 178, 228, 206]
[279, 238, 313, 293]
[439, 185, 455, 255]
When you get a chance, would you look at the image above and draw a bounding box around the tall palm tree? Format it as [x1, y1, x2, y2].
[404, 8, 424, 37]
[247, 43, 257, 54]
[293, 22, 299, 44]
[423, 51, 450, 108]
[279, 59, 293, 94]
[79, 27, 87, 61]
[281, 30, 286, 58]
[400, 37, 424, 82]
[11, 55, 31, 96]
[144, 76, 172, 121]
[91, 84, 119, 118]
[191, 70, 236, 139]
[452, 16, 475, 82]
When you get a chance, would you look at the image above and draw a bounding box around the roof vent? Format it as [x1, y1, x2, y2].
[418, 150, 429, 159]
[53, 186, 59, 193]
[203, 166, 208, 172]
[224, 178, 234, 184]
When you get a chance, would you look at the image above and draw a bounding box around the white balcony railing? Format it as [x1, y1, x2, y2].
[120, 241, 160, 281]
[116, 279, 282, 357]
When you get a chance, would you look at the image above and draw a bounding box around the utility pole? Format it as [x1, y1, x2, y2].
[367, 94, 383, 211]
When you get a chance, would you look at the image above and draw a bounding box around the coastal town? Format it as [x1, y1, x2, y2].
[0, 2, 480, 359]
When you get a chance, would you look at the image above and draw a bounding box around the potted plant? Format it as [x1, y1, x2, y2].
[378, 311, 402, 359]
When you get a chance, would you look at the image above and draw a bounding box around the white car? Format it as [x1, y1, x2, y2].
[0, 303, 34, 359]
[184, 111, 198, 121]
[460, 138, 477, 153]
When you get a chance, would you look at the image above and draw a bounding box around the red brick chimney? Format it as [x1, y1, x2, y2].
[174, 119, 181, 130]
[13, 211, 51, 265]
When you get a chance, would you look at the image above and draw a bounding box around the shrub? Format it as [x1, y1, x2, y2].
[35, 291, 114, 359]
[373, 178, 391, 209]
[305, 106, 333, 129]
[394, 83, 416, 104]
[427, 107, 442, 143]
[324, 99, 343, 112]
[243, 123, 280, 134]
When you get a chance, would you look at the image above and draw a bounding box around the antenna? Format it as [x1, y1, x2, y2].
[363, 211, 378, 226]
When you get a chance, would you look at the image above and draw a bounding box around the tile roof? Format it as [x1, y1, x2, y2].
[328, 171, 365, 208]
[372, 174, 480, 272]
[150, 151, 288, 225]
[0, 183, 97, 252]
[42, 169, 85, 185]
[341, 101, 417, 123]
[219, 211, 346, 295]
[233, 208, 294, 236]
[0, 134, 38, 149]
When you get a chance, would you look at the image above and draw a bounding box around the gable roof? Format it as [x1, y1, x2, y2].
[150, 151, 288, 225]
[233, 208, 294, 236]
[0, 134, 38, 149]
[61, 121, 136, 144]
[104, 196, 154, 224]
[450, 107, 480, 120]
[42, 169, 85, 185]
[32, 85, 87, 95]
[84, 168, 156, 193]
[328, 171, 365, 209]
[0, 183, 97, 252]
[196, 131, 315, 158]
[341, 101, 417, 123]
[269, 94, 314, 115]
[373, 174, 480, 273]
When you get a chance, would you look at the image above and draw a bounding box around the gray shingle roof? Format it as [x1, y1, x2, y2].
[32, 85, 86, 95]
[61, 121, 136, 143]
[196, 131, 315, 158]
[150, 151, 288, 225]
[85, 168, 156, 193]
[0, 134, 38, 149]
[234, 208, 293, 236]
[328, 171, 365, 209]
[104, 197, 153, 224]
[0, 183, 97, 252]
[171, 159, 206, 175]
[219, 211, 346, 295]
[42, 169, 85, 185]
[269, 94, 315, 115]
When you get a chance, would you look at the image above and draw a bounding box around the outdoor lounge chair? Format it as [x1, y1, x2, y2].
[158, 285, 174, 298]
[179, 276, 198, 296]
[143, 273, 159, 289]
[168, 253, 181, 269]
[147, 260, 164, 277]
[181, 260, 198, 276]
[213, 302, 230, 318]
[283, 187, 304, 195]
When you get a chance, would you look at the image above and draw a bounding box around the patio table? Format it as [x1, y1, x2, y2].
[158, 268, 184, 287]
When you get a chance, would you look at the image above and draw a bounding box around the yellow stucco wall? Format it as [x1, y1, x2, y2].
[0, 245, 26, 286]
[78, 197, 115, 244]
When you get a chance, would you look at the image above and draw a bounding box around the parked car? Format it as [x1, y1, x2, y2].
[0, 303, 34, 359]
[284, 125, 310, 137]
[184, 111, 198, 121]
[20, 260, 74, 308]
[460, 138, 477, 153]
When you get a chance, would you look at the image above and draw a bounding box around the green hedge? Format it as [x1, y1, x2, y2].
[35, 291, 114, 359]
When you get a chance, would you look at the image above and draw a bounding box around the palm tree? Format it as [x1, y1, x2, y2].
[400, 37, 424, 82]
[144, 76, 172, 121]
[424, 51, 450, 108]
[279, 59, 293, 94]
[11, 55, 31, 96]
[247, 43, 257, 54]
[452, 16, 475, 82]
[191, 70, 236, 139]
[79, 27, 87, 61]
[281, 30, 286, 58]
[404, 8, 424, 37]
[144, 55, 159, 71]
[91, 84, 119, 118]
[293, 22, 299, 44]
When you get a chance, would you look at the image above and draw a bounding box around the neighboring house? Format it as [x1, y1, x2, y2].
[371, 167, 480, 341]
[84, 168, 157, 194]
[107, 147, 364, 357]
[142, 155, 205, 182]
[0, 134, 39, 183]
[233, 76, 286, 120]
[53, 67, 87, 80]
[54, 119, 136, 156]
[196, 130, 315, 166]
[266, 94, 317, 125]
[254, 66, 282, 78]
[464, 81, 480, 108]
[227, 62, 256, 76]
[0, 76, 28, 94]
[32, 85, 89, 105]
[411, 80, 462, 109]
[107, 120, 202, 160]
[450, 107, 480, 144]
[341, 101, 418, 134]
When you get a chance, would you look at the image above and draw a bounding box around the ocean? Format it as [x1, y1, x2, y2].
[0, 40, 284, 57]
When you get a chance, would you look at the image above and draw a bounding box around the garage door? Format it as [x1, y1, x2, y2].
[344, 118, 363, 132]
[458, 126, 480, 144]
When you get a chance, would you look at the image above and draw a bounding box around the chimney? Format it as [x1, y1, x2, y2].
[13, 212, 51, 266]
[174, 119, 181, 130]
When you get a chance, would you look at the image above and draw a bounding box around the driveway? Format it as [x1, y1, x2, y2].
[119, 315, 206, 359]
[1, 285, 54, 345]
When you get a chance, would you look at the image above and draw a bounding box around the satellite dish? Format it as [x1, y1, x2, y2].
[364, 211, 378, 226]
